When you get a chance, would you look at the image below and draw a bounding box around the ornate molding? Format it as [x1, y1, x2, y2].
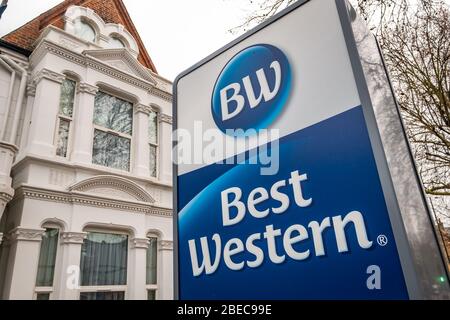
[135, 104, 151, 115]
[61, 232, 87, 245]
[26, 83, 37, 97]
[0, 192, 14, 204]
[131, 237, 150, 249]
[32, 68, 65, 85]
[159, 114, 173, 125]
[159, 240, 173, 251]
[15, 186, 172, 217]
[77, 82, 98, 95]
[8, 227, 45, 243]
[69, 175, 155, 203]
[0, 141, 19, 154]
[149, 87, 173, 103]
[84, 49, 157, 85]
[30, 40, 173, 102]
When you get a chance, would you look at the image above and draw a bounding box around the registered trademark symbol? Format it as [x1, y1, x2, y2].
[377, 235, 388, 246]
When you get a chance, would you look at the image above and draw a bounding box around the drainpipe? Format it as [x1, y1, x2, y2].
[0, 57, 15, 141]
[0, 55, 28, 145]
[0, 55, 26, 222]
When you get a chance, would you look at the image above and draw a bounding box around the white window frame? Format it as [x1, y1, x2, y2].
[91, 91, 134, 172]
[79, 229, 130, 300]
[148, 109, 159, 179]
[55, 78, 77, 159]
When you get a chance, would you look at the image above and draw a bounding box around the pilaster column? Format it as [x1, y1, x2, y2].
[129, 237, 149, 300]
[158, 240, 173, 300]
[0, 141, 17, 221]
[133, 105, 150, 177]
[2, 227, 45, 300]
[54, 232, 87, 300]
[71, 83, 98, 164]
[27, 69, 65, 157]
[159, 114, 172, 184]
[17, 84, 37, 157]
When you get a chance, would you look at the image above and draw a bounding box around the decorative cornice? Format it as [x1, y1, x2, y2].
[8, 227, 45, 243]
[0, 141, 19, 154]
[135, 104, 151, 115]
[69, 175, 155, 203]
[149, 87, 173, 103]
[15, 186, 172, 217]
[159, 114, 173, 125]
[159, 240, 173, 251]
[77, 82, 98, 95]
[131, 237, 150, 249]
[26, 83, 37, 97]
[32, 68, 65, 85]
[30, 40, 172, 102]
[61, 232, 87, 245]
[0, 192, 14, 204]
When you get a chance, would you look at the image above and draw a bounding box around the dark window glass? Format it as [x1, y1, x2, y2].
[80, 232, 128, 286]
[80, 291, 125, 300]
[92, 130, 131, 171]
[36, 229, 59, 287]
[146, 237, 157, 285]
[94, 92, 133, 135]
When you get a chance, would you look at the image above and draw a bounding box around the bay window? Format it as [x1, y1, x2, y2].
[79, 232, 128, 300]
[92, 92, 133, 171]
[148, 110, 158, 178]
[56, 78, 76, 158]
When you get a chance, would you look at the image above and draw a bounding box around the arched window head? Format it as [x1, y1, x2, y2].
[73, 19, 96, 43]
[109, 36, 126, 49]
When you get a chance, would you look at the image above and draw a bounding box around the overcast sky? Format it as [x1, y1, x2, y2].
[0, 0, 249, 80]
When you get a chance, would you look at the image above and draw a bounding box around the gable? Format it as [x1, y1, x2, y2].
[84, 49, 157, 84]
[1, 0, 157, 72]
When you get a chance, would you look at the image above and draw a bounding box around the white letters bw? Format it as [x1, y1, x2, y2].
[220, 60, 282, 121]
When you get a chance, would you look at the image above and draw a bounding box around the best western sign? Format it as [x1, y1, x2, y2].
[173, 0, 450, 299]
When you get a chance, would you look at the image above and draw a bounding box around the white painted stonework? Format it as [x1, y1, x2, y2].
[0, 6, 173, 300]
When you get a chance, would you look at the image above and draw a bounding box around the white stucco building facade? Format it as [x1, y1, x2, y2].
[0, 2, 173, 300]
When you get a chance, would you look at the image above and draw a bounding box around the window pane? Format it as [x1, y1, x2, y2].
[109, 37, 125, 49]
[149, 145, 157, 178]
[56, 119, 70, 157]
[74, 19, 96, 43]
[92, 130, 131, 171]
[146, 237, 157, 285]
[80, 233, 128, 286]
[36, 293, 50, 301]
[148, 111, 158, 145]
[80, 292, 125, 300]
[59, 79, 76, 117]
[147, 290, 156, 300]
[94, 92, 133, 135]
[36, 229, 59, 287]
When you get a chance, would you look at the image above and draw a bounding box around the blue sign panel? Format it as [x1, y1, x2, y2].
[178, 106, 408, 299]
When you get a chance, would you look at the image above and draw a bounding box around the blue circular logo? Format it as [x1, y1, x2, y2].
[212, 44, 291, 135]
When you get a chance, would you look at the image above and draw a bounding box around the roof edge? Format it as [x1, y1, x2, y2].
[0, 39, 32, 56]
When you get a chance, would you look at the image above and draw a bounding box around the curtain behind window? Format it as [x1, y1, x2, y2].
[146, 237, 157, 284]
[80, 232, 128, 286]
[36, 229, 59, 287]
